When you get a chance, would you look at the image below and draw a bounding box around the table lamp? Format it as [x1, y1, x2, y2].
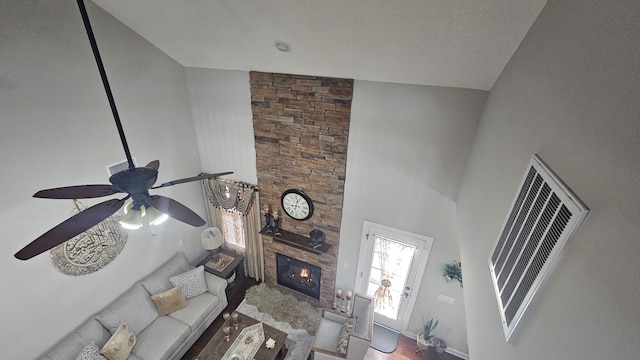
[201, 227, 224, 262]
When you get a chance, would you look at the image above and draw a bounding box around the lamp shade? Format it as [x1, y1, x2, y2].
[145, 206, 169, 226]
[120, 201, 143, 230]
[201, 227, 223, 250]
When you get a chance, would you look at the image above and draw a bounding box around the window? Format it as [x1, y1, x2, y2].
[219, 210, 245, 250]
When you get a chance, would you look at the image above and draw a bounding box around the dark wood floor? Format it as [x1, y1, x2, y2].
[182, 279, 462, 360]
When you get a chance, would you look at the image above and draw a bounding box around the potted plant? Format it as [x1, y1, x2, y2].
[442, 260, 463, 287]
[416, 316, 438, 352]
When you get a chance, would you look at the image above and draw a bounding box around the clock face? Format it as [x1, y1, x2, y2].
[281, 189, 314, 221]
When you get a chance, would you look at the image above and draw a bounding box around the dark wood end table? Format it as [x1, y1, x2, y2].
[199, 249, 246, 296]
[195, 312, 288, 360]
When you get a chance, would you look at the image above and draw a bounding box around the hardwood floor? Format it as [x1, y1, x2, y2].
[182, 279, 462, 360]
[365, 335, 462, 360]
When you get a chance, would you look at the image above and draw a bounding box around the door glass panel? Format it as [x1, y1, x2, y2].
[366, 235, 416, 321]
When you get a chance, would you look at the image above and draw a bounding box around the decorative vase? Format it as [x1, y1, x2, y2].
[264, 210, 273, 233]
[273, 215, 281, 236]
[434, 338, 447, 354]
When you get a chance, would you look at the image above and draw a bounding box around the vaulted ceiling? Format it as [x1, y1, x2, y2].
[92, 0, 548, 90]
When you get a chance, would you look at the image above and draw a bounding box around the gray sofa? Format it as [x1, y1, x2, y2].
[40, 251, 228, 360]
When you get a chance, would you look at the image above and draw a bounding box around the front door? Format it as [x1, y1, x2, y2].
[355, 221, 433, 331]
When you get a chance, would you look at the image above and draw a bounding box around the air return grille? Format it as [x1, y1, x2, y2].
[489, 155, 588, 342]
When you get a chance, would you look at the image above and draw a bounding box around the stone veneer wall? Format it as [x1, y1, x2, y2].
[250, 72, 353, 306]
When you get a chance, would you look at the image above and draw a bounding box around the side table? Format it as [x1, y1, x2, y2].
[199, 249, 246, 297]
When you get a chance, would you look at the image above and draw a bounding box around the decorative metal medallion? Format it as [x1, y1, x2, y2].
[50, 200, 128, 276]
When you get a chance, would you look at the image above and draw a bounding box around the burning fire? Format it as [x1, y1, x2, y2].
[300, 267, 310, 278]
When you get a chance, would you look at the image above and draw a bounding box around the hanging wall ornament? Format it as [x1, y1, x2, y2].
[50, 200, 128, 276]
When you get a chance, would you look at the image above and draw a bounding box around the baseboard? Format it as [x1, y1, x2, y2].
[445, 347, 469, 360]
[403, 330, 469, 360]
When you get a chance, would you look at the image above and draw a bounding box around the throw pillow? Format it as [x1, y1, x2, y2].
[100, 323, 136, 360]
[95, 283, 158, 335]
[151, 286, 188, 316]
[75, 341, 107, 360]
[337, 317, 356, 355]
[169, 265, 208, 299]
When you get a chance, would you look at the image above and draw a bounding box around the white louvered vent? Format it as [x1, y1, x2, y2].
[489, 155, 588, 342]
[106, 158, 136, 176]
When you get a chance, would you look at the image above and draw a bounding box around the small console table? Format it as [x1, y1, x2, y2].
[199, 249, 245, 297]
[259, 226, 331, 255]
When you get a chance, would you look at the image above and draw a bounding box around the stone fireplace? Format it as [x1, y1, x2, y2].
[251, 71, 353, 306]
[276, 253, 322, 299]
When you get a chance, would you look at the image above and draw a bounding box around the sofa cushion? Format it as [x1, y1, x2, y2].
[313, 317, 343, 352]
[169, 266, 207, 299]
[45, 318, 111, 360]
[75, 341, 106, 360]
[140, 252, 192, 295]
[169, 292, 220, 330]
[151, 287, 187, 316]
[95, 283, 158, 335]
[132, 316, 190, 360]
[100, 323, 136, 360]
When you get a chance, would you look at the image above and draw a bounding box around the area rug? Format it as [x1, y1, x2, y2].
[236, 283, 321, 360]
[370, 323, 400, 353]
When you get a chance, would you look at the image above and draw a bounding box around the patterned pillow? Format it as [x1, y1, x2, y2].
[169, 265, 208, 299]
[100, 323, 136, 360]
[337, 317, 356, 355]
[151, 286, 188, 316]
[75, 341, 107, 360]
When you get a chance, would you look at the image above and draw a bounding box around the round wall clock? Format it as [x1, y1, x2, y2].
[281, 188, 314, 221]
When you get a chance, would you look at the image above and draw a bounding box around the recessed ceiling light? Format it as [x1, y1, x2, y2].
[274, 40, 292, 52]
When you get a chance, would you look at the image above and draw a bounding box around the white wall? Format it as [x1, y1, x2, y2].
[0, 1, 205, 358]
[339, 81, 488, 354]
[456, 0, 640, 359]
[186, 68, 258, 184]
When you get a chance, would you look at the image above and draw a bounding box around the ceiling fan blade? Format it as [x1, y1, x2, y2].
[151, 171, 233, 189]
[34, 184, 121, 199]
[14, 198, 125, 260]
[145, 160, 160, 170]
[146, 195, 206, 227]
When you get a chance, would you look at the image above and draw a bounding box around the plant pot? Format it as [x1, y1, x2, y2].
[434, 337, 447, 353]
[416, 332, 434, 351]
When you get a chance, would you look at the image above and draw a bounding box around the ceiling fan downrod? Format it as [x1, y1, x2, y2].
[77, 0, 135, 170]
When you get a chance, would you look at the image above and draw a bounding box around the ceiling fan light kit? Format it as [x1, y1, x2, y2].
[13, 0, 232, 261]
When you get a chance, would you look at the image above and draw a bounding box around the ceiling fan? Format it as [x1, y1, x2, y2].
[14, 0, 232, 260]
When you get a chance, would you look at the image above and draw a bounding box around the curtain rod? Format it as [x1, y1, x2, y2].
[200, 174, 259, 192]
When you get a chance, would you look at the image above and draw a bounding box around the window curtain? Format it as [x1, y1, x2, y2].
[202, 178, 265, 281]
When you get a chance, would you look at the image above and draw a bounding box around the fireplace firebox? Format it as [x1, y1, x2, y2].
[276, 253, 321, 300]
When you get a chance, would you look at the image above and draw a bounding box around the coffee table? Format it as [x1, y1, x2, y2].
[195, 312, 288, 360]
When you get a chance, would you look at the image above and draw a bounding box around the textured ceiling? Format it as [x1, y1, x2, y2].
[92, 0, 547, 90]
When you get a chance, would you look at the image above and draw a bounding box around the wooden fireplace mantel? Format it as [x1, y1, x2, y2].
[259, 226, 331, 255]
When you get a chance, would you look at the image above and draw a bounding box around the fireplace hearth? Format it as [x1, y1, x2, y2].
[276, 253, 321, 300]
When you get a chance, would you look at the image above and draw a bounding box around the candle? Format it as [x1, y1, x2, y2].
[336, 288, 343, 298]
[346, 291, 353, 300]
[274, 210, 280, 219]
